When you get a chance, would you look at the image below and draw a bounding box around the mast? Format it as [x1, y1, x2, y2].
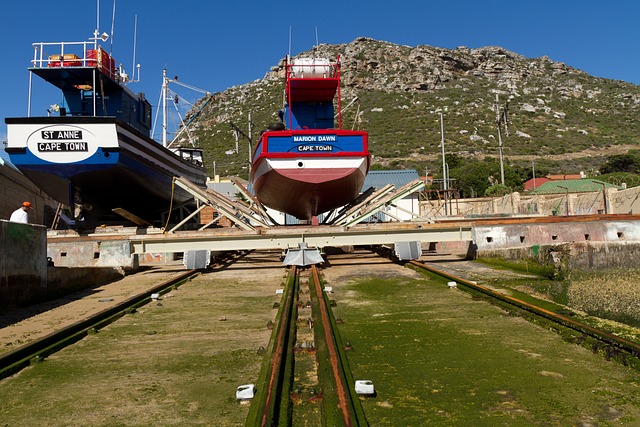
[162, 69, 168, 147]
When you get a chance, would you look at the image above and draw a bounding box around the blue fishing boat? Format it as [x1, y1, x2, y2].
[5, 31, 207, 226]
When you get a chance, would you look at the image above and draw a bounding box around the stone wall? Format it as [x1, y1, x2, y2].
[421, 186, 640, 218]
[477, 241, 640, 274]
[0, 164, 56, 226]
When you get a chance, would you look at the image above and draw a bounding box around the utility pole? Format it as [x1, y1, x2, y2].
[495, 94, 508, 186]
[532, 160, 536, 190]
[440, 112, 448, 215]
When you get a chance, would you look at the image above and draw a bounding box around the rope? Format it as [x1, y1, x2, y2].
[163, 178, 176, 233]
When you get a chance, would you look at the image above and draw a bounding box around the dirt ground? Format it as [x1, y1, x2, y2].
[0, 252, 528, 355]
[0, 263, 191, 354]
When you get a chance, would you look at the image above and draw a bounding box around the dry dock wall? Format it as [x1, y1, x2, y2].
[422, 185, 640, 218]
[0, 220, 126, 310]
[0, 220, 47, 308]
[473, 219, 640, 250]
[473, 219, 640, 272]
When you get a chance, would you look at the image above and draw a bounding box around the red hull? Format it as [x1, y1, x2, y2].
[252, 162, 367, 220]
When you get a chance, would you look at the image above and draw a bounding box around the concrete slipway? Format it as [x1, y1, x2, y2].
[3, 214, 640, 310]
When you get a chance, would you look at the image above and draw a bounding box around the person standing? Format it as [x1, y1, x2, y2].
[9, 201, 33, 223]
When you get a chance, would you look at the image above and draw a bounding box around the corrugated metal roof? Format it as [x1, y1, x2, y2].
[532, 179, 621, 194]
[523, 177, 551, 191]
[362, 170, 421, 191]
[207, 181, 239, 199]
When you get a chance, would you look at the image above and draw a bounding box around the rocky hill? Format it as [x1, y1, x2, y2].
[186, 37, 640, 181]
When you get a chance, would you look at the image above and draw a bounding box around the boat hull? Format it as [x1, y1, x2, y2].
[252, 157, 368, 220]
[250, 129, 369, 219]
[5, 116, 206, 224]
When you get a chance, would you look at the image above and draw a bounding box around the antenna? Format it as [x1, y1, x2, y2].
[109, 0, 116, 55]
[131, 14, 138, 82]
[288, 26, 292, 58]
[315, 27, 319, 48]
[96, 0, 100, 33]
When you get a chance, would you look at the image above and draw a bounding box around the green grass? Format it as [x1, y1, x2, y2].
[0, 276, 276, 426]
[332, 273, 640, 426]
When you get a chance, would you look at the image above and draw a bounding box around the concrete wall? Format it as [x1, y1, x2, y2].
[473, 219, 640, 252]
[0, 221, 132, 310]
[47, 239, 139, 270]
[0, 164, 56, 226]
[420, 184, 640, 219]
[477, 241, 640, 275]
[610, 185, 640, 214]
[0, 220, 47, 309]
[45, 266, 126, 301]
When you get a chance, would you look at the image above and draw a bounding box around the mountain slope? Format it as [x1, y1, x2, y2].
[187, 37, 640, 180]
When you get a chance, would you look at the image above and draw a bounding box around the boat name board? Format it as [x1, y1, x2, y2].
[297, 145, 334, 152]
[38, 141, 88, 152]
[15, 123, 116, 163]
[265, 133, 366, 154]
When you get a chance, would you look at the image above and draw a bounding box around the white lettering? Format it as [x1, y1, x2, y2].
[318, 135, 337, 142]
[41, 130, 83, 140]
[293, 135, 317, 142]
[38, 141, 88, 152]
[297, 145, 334, 152]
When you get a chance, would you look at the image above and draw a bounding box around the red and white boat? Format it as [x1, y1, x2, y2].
[249, 56, 370, 221]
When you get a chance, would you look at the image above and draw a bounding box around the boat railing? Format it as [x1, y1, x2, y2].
[287, 57, 339, 79]
[31, 41, 121, 81]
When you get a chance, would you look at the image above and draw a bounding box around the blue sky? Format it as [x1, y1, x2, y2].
[1, 0, 639, 145]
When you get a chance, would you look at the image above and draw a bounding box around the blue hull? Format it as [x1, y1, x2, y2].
[6, 117, 206, 224]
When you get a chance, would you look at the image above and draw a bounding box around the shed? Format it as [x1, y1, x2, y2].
[360, 170, 422, 222]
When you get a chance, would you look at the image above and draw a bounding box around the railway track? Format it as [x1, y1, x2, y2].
[407, 259, 640, 369]
[241, 250, 640, 426]
[247, 265, 368, 427]
[0, 269, 199, 380]
[3, 249, 640, 425]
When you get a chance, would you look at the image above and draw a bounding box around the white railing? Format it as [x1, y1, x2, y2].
[31, 41, 120, 81]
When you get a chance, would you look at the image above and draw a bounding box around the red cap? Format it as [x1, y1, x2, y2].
[22, 201, 32, 209]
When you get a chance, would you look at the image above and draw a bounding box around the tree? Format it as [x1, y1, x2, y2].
[449, 159, 499, 198]
[599, 150, 640, 174]
[485, 184, 510, 197]
[449, 158, 528, 197]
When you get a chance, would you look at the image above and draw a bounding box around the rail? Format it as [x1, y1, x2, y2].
[407, 260, 640, 367]
[246, 265, 367, 426]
